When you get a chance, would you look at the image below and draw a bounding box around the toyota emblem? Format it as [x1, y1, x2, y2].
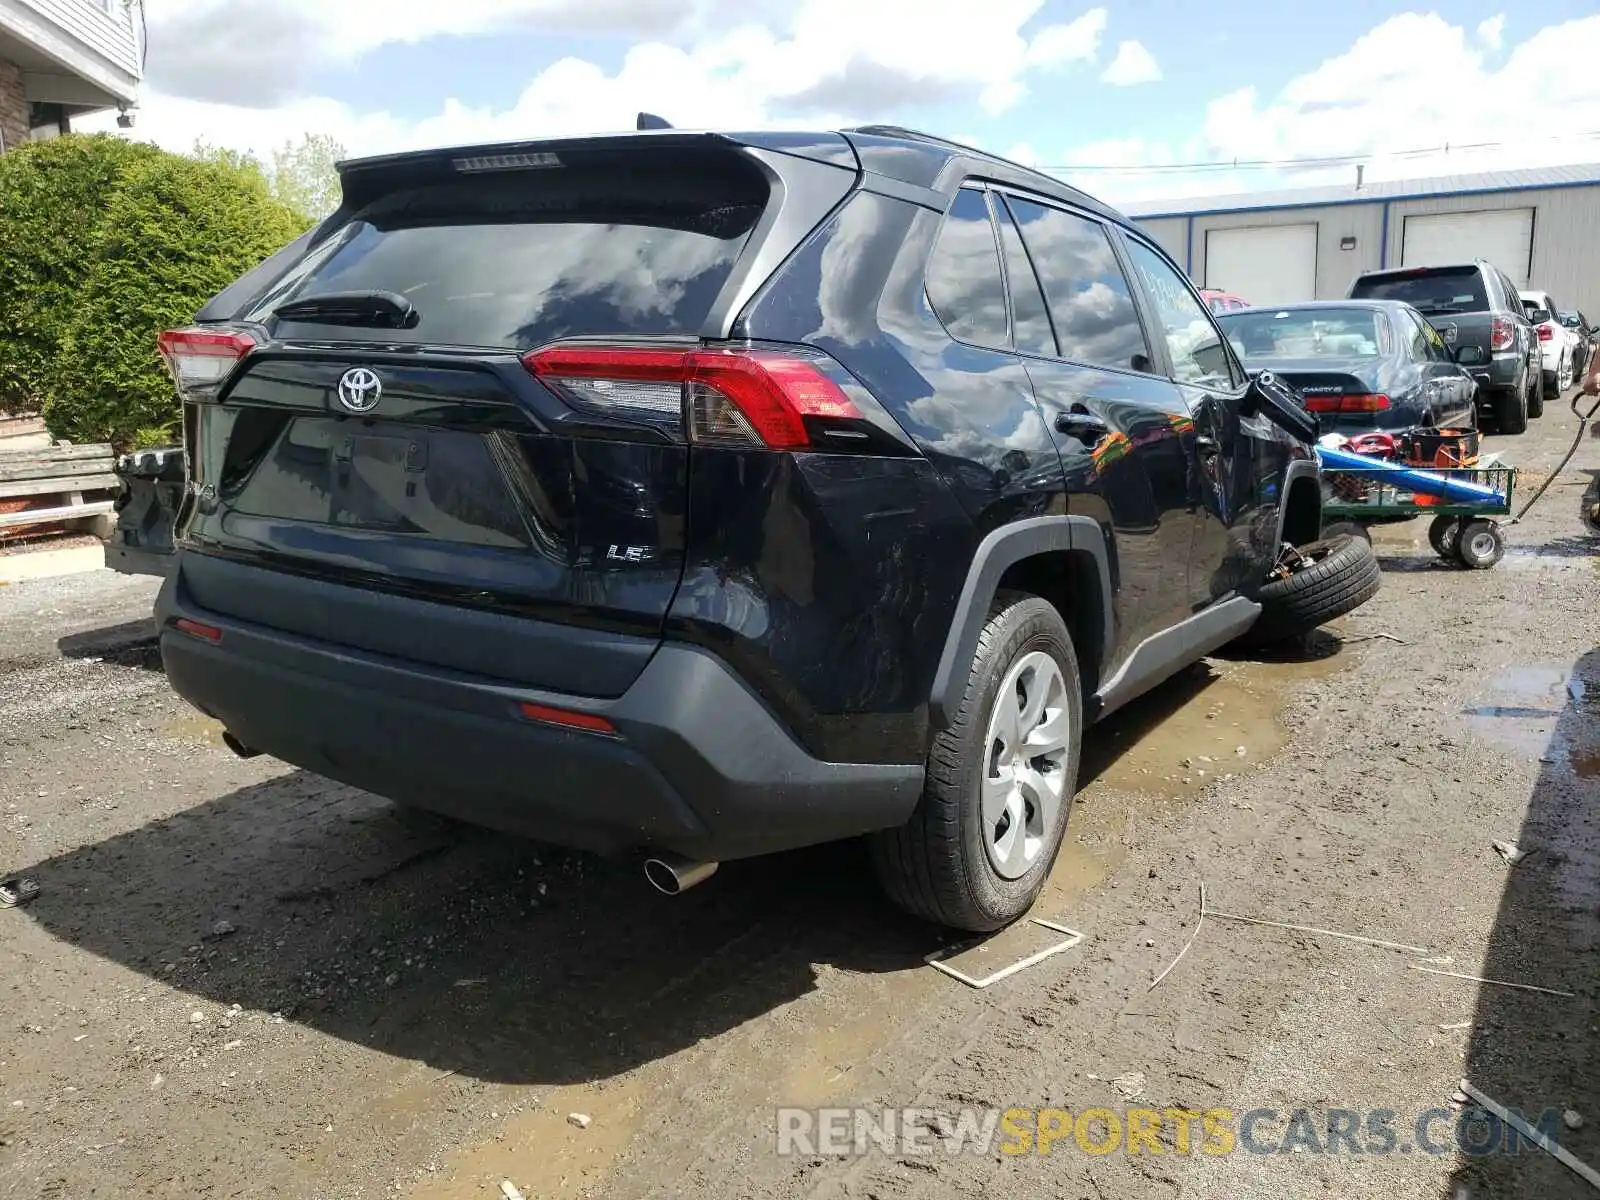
[337, 367, 382, 413]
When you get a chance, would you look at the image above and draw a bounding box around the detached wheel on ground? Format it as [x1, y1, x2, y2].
[1246, 534, 1382, 644]
[871, 593, 1081, 932]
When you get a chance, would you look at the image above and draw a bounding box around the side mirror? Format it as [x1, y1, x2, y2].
[1246, 370, 1319, 444]
[1452, 344, 1487, 366]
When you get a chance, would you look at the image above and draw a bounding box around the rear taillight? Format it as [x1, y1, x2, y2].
[1303, 393, 1391, 413]
[1537, 324, 1554, 342]
[524, 345, 865, 450]
[157, 327, 255, 390]
[1490, 317, 1515, 352]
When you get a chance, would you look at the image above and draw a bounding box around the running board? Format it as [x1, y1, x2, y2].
[1090, 596, 1261, 721]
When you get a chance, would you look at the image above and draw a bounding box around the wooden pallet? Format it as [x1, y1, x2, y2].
[0, 440, 118, 539]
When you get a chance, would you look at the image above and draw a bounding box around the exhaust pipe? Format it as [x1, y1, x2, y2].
[643, 853, 718, 895]
[221, 730, 261, 759]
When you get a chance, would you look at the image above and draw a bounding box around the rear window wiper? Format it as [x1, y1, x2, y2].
[272, 289, 420, 329]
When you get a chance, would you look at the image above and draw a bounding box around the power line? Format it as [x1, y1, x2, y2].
[1031, 129, 1600, 174]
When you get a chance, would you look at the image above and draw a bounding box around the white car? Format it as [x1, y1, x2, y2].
[1520, 289, 1582, 398]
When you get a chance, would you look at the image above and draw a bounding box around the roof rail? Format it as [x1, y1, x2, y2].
[847, 124, 1046, 177]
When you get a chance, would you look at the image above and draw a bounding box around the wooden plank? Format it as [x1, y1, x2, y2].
[0, 473, 120, 500]
[0, 499, 115, 529]
[0, 417, 47, 441]
[0, 442, 115, 465]
[0, 456, 116, 483]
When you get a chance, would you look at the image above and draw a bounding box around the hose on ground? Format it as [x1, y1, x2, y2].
[1506, 389, 1600, 526]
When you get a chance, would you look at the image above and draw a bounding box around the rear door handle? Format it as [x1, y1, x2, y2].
[1055, 410, 1108, 441]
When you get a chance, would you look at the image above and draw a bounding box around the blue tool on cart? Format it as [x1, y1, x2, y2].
[1314, 443, 1515, 569]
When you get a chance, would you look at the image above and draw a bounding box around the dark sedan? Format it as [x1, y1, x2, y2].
[1216, 300, 1477, 435]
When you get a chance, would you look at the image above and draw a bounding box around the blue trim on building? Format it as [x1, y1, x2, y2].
[1378, 201, 1390, 269]
[1127, 176, 1600, 222]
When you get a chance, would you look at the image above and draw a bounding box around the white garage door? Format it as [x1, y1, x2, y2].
[1401, 209, 1533, 283]
[1204, 224, 1317, 306]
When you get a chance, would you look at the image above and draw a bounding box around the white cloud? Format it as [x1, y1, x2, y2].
[100, 0, 1111, 158]
[1024, 8, 1108, 68]
[1477, 14, 1506, 50]
[1048, 13, 1600, 205]
[1100, 40, 1161, 86]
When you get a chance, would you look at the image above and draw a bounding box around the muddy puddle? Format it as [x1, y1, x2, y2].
[1464, 662, 1595, 768]
[1079, 635, 1353, 805]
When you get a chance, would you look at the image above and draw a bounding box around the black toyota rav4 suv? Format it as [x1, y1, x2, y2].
[154, 126, 1376, 931]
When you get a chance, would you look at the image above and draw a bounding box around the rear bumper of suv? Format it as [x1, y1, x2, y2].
[155, 558, 923, 861]
[1468, 353, 1523, 397]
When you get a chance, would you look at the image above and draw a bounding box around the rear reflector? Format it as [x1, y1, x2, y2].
[1302, 393, 1392, 413]
[157, 327, 256, 388]
[524, 345, 863, 449]
[519, 701, 617, 735]
[1490, 316, 1515, 352]
[172, 617, 223, 644]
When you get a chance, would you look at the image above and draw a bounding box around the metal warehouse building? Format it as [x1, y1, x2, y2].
[1122, 163, 1600, 317]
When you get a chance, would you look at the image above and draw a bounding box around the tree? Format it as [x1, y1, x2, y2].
[45, 152, 310, 448]
[190, 139, 270, 193]
[270, 133, 345, 220]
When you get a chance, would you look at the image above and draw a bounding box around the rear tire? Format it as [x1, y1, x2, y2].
[871, 593, 1082, 932]
[1497, 384, 1529, 435]
[1247, 535, 1382, 644]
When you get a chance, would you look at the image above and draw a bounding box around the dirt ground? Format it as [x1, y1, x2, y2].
[3, 397, 1598, 1200]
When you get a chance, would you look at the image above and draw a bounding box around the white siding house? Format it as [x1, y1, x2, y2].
[1122, 164, 1600, 320]
[0, 0, 140, 152]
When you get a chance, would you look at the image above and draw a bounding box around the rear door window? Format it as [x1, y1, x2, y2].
[247, 151, 769, 350]
[1006, 197, 1150, 373]
[925, 188, 1010, 351]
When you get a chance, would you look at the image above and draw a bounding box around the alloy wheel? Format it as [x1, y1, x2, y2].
[981, 651, 1071, 879]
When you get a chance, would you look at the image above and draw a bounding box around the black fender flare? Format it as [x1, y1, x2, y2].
[929, 516, 1113, 731]
[1273, 457, 1323, 548]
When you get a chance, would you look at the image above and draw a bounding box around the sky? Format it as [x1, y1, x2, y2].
[81, 0, 1600, 206]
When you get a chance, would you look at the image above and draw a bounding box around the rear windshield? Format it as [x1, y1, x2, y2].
[1350, 267, 1488, 315]
[1218, 307, 1388, 360]
[247, 151, 768, 350]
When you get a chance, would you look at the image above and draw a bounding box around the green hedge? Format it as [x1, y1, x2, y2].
[0, 135, 161, 418]
[0, 134, 311, 449]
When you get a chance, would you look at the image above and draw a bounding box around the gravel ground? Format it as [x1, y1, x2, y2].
[2, 397, 1598, 1200]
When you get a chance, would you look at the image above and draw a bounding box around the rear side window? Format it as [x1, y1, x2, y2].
[994, 202, 1056, 357]
[1352, 268, 1490, 315]
[925, 188, 1009, 350]
[1007, 198, 1149, 372]
[247, 150, 768, 350]
[1124, 238, 1242, 387]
